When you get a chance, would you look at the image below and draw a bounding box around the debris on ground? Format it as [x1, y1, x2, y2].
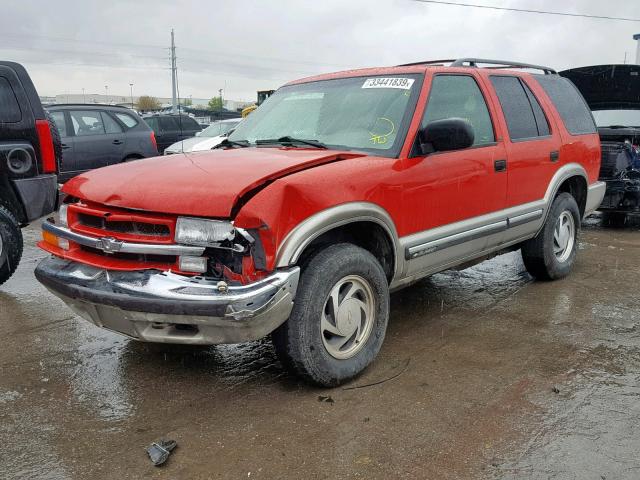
[318, 395, 334, 404]
[146, 439, 178, 466]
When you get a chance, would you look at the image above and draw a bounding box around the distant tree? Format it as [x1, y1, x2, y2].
[208, 96, 224, 111]
[180, 98, 193, 106]
[138, 95, 161, 111]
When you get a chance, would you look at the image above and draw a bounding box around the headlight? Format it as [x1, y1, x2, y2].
[175, 217, 235, 246]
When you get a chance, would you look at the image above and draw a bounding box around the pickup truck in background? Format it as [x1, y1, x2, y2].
[0, 61, 60, 285]
[35, 58, 604, 386]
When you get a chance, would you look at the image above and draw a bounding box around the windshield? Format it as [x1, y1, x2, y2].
[228, 74, 422, 156]
[592, 110, 640, 128]
[201, 120, 241, 137]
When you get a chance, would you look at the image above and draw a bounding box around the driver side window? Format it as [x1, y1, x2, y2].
[422, 75, 495, 146]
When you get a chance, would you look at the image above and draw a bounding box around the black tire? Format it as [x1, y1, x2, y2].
[0, 205, 23, 286]
[521, 192, 580, 280]
[272, 243, 390, 387]
[44, 110, 63, 172]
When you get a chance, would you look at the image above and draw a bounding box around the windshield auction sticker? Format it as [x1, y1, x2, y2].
[362, 77, 415, 89]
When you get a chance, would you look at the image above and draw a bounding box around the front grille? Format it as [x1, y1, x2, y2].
[80, 246, 176, 265]
[77, 213, 170, 237]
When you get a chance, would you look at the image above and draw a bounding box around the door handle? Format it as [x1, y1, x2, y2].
[494, 159, 507, 172]
[61, 143, 71, 150]
[550, 151, 559, 162]
[112, 140, 123, 145]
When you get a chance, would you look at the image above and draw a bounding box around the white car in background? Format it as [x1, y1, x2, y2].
[164, 118, 241, 154]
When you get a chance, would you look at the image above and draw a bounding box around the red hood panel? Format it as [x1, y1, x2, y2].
[62, 148, 363, 218]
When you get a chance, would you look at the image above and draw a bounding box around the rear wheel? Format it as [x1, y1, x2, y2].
[272, 243, 389, 387]
[521, 192, 580, 280]
[0, 206, 23, 286]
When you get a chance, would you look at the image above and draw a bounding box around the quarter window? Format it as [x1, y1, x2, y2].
[422, 75, 495, 146]
[534, 75, 597, 135]
[490, 76, 550, 140]
[0, 76, 21, 123]
[101, 112, 123, 134]
[114, 112, 139, 128]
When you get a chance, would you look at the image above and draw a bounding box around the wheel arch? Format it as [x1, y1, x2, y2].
[275, 202, 401, 283]
[537, 163, 589, 236]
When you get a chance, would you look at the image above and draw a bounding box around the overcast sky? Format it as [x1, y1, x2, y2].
[2, 0, 640, 103]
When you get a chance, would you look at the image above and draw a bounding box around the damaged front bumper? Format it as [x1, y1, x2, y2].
[35, 257, 299, 344]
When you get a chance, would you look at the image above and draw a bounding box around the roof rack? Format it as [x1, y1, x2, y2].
[398, 58, 557, 75]
[47, 103, 134, 108]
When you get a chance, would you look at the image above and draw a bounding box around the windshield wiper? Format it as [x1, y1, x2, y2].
[212, 138, 250, 149]
[255, 136, 328, 149]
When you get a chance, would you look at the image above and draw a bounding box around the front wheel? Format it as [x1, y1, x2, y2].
[521, 192, 580, 280]
[272, 243, 390, 387]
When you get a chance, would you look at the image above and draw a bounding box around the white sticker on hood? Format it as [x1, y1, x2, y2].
[362, 77, 415, 89]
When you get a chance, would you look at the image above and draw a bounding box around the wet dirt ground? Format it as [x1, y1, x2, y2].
[1, 214, 639, 479]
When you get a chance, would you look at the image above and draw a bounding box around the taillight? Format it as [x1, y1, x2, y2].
[150, 131, 158, 153]
[36, 119, 57, 173]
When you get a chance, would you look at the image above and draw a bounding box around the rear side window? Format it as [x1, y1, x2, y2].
[490, 76, 550, 140]
[0, 76, 22, 123]
[534, 75, 597, 135]
[50, 111, 67, 137]
[422, 75, 495, 146]
[70, 110, 105, 136]
[179, 116, 201, 130]
[158, 116, 177, 131]
[114, 112, 139, 128]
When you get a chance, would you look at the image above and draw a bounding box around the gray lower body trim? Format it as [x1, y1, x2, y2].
[585, 181, 606, 217]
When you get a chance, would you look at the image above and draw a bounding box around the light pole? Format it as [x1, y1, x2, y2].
[82, 88, 86, 103]
[104, 85, 108, 103]
[129, 83, 134, 109]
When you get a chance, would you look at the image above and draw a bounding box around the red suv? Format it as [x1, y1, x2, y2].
[36, 58, 604, 386]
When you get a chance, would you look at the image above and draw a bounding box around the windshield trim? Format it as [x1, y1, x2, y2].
[228, 73, 425, 159]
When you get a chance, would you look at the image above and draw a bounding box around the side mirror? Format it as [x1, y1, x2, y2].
[195, 131, 201, 137]
[419, 118, 475, 154]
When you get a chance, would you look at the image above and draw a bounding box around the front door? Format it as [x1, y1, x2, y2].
[401, 73, 508, 276]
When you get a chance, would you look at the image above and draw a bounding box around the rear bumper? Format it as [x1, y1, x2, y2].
[35, 256, 300, 344]
[11, 174, 58, 222]
[585, 181, 606, 217]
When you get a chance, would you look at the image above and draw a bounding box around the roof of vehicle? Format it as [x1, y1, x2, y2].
[560, 64, 640, 111]
[286, 58, 557, 86]
[47, 103, 136, 110]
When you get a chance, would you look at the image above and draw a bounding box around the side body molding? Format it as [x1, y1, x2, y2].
[275, 202, 402, 280]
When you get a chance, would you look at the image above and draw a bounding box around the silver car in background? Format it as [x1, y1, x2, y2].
[164, 118, 241, 154]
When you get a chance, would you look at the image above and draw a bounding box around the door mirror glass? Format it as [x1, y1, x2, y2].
[420, 118, 475, 154]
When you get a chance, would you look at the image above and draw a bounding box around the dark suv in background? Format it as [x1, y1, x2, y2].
[143, 113, 202, 153]
[48, 104, 158, 182]
[0, 61, 60, 285]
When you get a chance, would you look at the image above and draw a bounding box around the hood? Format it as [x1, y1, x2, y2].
[165, 136, 208, 153]
[560, 64, 640, 110]
[63, 148, 364, 218]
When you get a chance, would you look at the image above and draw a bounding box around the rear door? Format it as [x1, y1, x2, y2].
[68, 109, 115, 171]
[100, 111, 125, 163]
[157, 116, 179, 152]
[488, 75, 561, 210]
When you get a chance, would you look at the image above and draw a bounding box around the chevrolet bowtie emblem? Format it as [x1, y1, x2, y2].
[98, 237, 123, 253]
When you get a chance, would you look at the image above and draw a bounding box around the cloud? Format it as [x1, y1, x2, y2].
[1, 0, 639, 101]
